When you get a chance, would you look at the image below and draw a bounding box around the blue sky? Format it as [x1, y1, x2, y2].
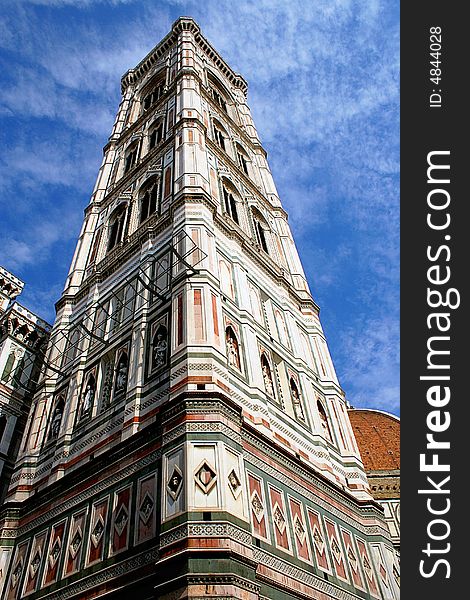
[0, 0, 399, 415]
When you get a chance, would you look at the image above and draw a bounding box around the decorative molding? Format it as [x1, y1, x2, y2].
[253, 547, 364, 600]
[13, 449, 162, 538]
[159, 521, 252, 548]
[244, 444, 388, 538]
[33, 548, 159, 600]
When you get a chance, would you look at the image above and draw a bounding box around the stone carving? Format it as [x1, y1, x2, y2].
[273, 503, 286, 534]
[49, 538, 62, 568]
[293, 514, 306, 544]
[91, 516, 105, 548]
[29, 548, 42, 579]
[139, 491, 154, 525]
[331, 536, 342, 563]
[114, 505, 129, 537]
[114, 353, 128, 394]
[225, 327, 240, 370]
[11, 558, 24, 589]
[194, 461, 217, 494]
[261, 354, 275, 398]
[49, 399, 64, 439]
[167, 466, 183, 501]
[312, 525, 325, 554]
[347, 546, 358, 571]
[290, 379, 305, 421]
[250, 491, 264, 523]
[81, 375, 95, 419]
[69, 528, 82, 560]
[152, 326, 168, 369]
[227, 469, 242, 499]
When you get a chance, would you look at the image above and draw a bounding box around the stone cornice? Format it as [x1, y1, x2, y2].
[121, 18, 247, 96]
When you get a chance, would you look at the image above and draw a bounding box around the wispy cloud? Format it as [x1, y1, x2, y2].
[0, 0, 399, 414]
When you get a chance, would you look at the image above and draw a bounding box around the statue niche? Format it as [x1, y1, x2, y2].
[261, 353, 275, 398]
[48, 397, 65, 440]
[225, 326, 240, 370]
[290, 378, 305, 421]
[152, 324, 168, 370]
[80, 374, 96, 420]
[114, 352, 128, 395]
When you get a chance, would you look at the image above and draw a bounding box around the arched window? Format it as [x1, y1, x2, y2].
[225, 326, 240, 370]
[149, 120, 164, 150]
[107, 205, 127, 251]
[12, 354, 26, 389]
[252, 208, 269, 254]
[214, 126, 226, 151]
[261, 353, 275, 398]
[1, 351, 16, 383]
[114, 352, 128, 396]
[142, 79, 165, 111]
[151, 325, 168, 371]
[211, 87, 228, 113]
[290, 378, 305, 421]
[236, 144, 249, 176]
[222, 186, 239, 224]
[317, 400, 333, 443]
[80, 374, 96, 420]
[124, 143, 139, 174]
[48, 396, 65, 439]
[140, 182, 159, 223]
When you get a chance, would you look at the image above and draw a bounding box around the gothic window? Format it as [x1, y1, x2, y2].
[107, 205, 127, 251]
[222, 186, 239, 224]
[213, 122, 227, 152]
[63, 328, 80, 368]
[151, 325, 168, 371]
[236, 144, 249, 175]
[124, 143, 139, 174]
[225, 326, 241, 370]
[80, 374, 96, 421]
[290, 378, 305, 421]
[149, 121, 164, 150]
[211, 87, 228, 113]
[48, 396, 65, 440]
[1, 351, 15, 382]
[12, 354, 26, 388]
[252, 208, 269, 254]
[261, 353, 275, 398]
[317, 400, 333, 443]
[142, 80, 165, 111]
[139, 182, 159, 223]
[89, 227, 102, 265]
[110, 289, 125, 334]
[114, 352, 128, 396]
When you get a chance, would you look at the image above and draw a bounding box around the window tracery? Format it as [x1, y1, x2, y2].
[107, 205, 127, 251]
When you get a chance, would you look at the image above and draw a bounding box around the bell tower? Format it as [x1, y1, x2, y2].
[0, 18, 399, 600]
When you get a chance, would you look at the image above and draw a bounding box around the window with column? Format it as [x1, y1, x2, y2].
[107, 205, 127, 251]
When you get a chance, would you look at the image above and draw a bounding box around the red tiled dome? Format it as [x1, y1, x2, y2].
[348, 409, 400, 472]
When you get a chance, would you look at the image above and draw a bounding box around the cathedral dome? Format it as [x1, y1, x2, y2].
[348, 409, 400, 472]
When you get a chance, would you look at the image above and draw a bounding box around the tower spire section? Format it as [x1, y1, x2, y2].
[0, 18, 399, 600]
